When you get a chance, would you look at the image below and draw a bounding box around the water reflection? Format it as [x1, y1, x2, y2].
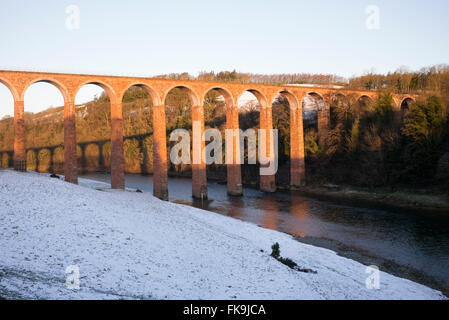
[259, 195, 279, 231]
[288, 195, 310, 238]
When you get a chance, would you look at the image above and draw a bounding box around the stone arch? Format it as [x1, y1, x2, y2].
[202, 86, 243, 196]
[74, 80, 122, 188]
[0, 77, 19, 101]
[352, 94, 374, 119]
[328, 92, 349, 119]
[357, 94, 374, 106]
[275, 90, 299, 110]
[331, 92, 347, 104]
[304, 91, 325, 105]
[163, 85, 200, 106]
[74, 80, 117, 104]
[202, 86, 239, 196]
[21, 78, 69, 103]
[238, 88, 275, 192]
[202, 87, 235, 108]
[121, 82, 161, 106]
[120, 83, 156, 176]
[302, 91, 326, 115]
[19, 80, 68, 173]
[239, 88, 268, 109]
[302, 92, 327, 138]
[401, 97, 415, 112]
[165, 85, 205, 198]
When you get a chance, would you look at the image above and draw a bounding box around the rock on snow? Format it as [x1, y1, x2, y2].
[0, 170, 445, 300]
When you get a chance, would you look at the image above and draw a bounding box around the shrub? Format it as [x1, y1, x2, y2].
[270, 243, 317, 274]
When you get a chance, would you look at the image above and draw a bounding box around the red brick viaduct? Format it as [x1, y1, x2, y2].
[0, 70, 415, 200]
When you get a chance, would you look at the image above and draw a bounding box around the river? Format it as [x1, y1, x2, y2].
[81, 172, 449, 296]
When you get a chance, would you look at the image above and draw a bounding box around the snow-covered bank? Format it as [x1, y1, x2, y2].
[0, 170, 445, 300]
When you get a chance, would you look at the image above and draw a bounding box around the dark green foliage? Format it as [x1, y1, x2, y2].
[270, 243, 281, 259]
[307, 92, 449, 188]
[270, 243, 317, 274]
[373, 92, 396, 130]
[400, 95, 447, 183]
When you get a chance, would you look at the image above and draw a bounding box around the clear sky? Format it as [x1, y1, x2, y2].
[0, 0, 448, 117]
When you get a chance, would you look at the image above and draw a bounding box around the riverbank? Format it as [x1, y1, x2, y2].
[292, 185, 449, 215]
[0, 169, 445, 299]
[49, 167, 449, 214]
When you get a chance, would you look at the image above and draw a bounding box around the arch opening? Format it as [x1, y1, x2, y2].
[302, 92, 325, 132]
[331, 93, 347, 107]
[272, 92, 297, 187]
[204, 88, 231, 124]
[121, 85, 155, 176]
[401, 98, 414, 115]
[237, 90, 265, 188]
[202, 88, 233, 186]
[164, 87, 196, 179]
[23, 82, 65, 173]
[75, 84, 113, 181]
[356, 95, 374, 112]
[328, 93, 355, 128]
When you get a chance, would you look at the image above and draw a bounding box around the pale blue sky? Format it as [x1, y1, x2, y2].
[0, 0, 448, 117]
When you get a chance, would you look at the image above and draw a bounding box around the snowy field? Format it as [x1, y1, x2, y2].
[0, 169, 445, 300]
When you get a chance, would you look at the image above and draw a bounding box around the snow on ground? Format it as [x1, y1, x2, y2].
[0, 169, 445, 300]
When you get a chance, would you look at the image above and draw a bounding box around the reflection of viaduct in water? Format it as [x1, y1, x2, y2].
[0, 70, 416, 201]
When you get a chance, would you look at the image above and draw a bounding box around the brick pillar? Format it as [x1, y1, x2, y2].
[226, 105, 243, 196]
[111, 102, 125, 189]
[192, 105, 207, 199]
[317, 103, 330, 141]
[153, 105, 168, 200]
[290, 101, 306, 188]
[259, 106, 276, 193]
[13, 100, 26, 172]
[64, 101, 78, 184]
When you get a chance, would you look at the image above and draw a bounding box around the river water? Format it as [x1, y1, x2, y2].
[81, 172, 449, 295]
